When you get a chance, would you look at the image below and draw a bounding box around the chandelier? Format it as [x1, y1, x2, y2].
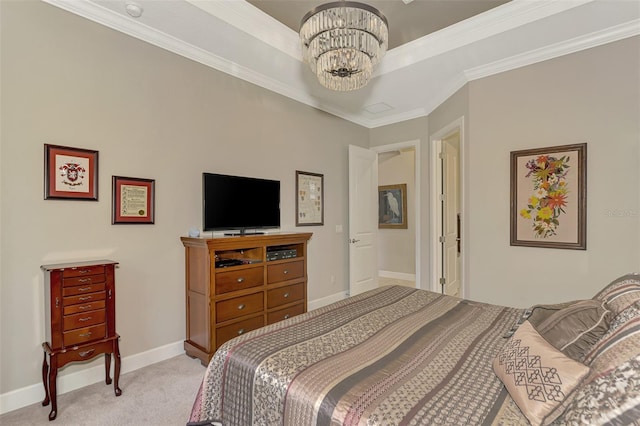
[299, 1, 389, 91]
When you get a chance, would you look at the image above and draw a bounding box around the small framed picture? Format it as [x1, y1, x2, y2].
[112, 176, 155, 224]
[379, 184, 407, 229]
[44, 144, 99, 200]
[296, 170, 324, 226]
[510, 143, 587, 249]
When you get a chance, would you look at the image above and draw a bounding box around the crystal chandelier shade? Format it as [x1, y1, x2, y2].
[300, 2, 388, 91]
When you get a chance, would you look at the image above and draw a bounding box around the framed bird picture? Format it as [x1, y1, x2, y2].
[378, 184, 407, 229]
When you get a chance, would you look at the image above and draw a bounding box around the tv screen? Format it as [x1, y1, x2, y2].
[203, 173, 280, 234]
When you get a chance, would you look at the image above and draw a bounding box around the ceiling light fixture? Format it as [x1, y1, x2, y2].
[299, 1, 388, 91]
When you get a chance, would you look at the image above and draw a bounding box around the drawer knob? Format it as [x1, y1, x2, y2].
[78, 317, 92, 322]
[79, 269, 92, 274]
[283, 270, 289, 274]
[236, 277, 244, 283]
[78, 296, 92, 301]
[78, 287, 91, 292]
[79, 332, 93, 337]
[284, 314, 290, 319]
[283, 293, 289, 298]
[237, 328, 245, 335]
[79, 349, 95, 357]
[78, 278, 92, 283]
[237, 304, 245, 310]
[78, 305, 92, 310]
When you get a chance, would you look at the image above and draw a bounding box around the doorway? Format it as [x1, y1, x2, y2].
[431, 118, 465, 297]
[348, 141, 421, 296]
[377, 146, 417, 288]
[373, 141, 420, 290]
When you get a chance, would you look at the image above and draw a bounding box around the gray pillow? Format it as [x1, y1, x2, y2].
[535, 299, 611, 362]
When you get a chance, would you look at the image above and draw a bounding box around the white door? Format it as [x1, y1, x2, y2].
[348, 145, 379, 296]
[440, 136, 461, 296]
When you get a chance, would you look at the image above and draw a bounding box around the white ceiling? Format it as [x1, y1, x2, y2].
[44, 0, 640, 128]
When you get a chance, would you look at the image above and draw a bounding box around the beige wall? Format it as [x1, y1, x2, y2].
[0, 1, 367, 396]
[466, 36, 640, 307]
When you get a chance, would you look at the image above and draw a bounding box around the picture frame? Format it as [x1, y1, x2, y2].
[296, 170, 324, 226]
[112, 176, 155, 224]
[378, 184, 407, 229]
[510, 143, 587, 250]
[44, 144, 98, 200]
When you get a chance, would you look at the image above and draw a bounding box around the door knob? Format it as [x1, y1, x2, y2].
[349, 238, 360, 244]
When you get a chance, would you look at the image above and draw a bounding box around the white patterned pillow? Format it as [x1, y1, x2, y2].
[493, 321, 590, 426]
[559, 353, 640, 425]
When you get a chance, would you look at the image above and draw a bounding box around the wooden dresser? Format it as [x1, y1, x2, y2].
[181, 233, 312, 365]
[41, 260, 122, 421]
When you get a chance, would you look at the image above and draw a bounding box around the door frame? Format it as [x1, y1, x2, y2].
[371, 139, 421, 289]
[430, 118, 466, 297]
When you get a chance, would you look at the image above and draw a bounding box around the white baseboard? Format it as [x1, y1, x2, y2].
[308, 291, 348, 311]
[1, 291, 348, 416]
[379, 270, 416, 282]
[0, 340, 184, 415]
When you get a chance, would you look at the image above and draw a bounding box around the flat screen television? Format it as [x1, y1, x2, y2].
[202, 172, 280, 235]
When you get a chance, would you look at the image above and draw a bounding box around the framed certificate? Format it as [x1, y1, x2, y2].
[112, 176, 155, 224]
[44, 144, 98, 200]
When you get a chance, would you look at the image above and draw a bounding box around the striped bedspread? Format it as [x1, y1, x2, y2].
[189, 286, 527, 425]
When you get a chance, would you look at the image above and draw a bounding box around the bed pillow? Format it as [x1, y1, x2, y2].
[559, 353, 640, 425]
[504, 300, 611, 362]
[526, 301, 578, 328]
[592, 272, 640, 316]
[493, 321, 590, 426]
[534, 299, 611, 362]
[582, 301, 640, 385]
[503, 301, 577, 339]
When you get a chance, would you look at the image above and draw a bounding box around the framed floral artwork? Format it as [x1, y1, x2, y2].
[44, 144, 98, 200]
[112, 176, 155, 224]
[510, 143, 587, 250]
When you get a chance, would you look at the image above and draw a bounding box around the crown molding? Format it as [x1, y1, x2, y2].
[42, 0, 637, 129]
[464, 18, 640, 82]
[377, 0, 594, 76]
[183, 0, 302, 60]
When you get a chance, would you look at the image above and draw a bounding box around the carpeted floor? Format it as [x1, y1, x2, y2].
[0, 354, 205, 425]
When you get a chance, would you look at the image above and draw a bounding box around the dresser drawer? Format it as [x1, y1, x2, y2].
[267, 260, 304, 284]
[216, 292, 263, 322]
[63, 274, 106, 287]
[63, 310, 106, 331]
[63, 324, 106, 346]
[57, 339, 115, 366]
[216, 266, 263, 295]
[267, 303, 305, 324]
[64, 291, 106, 307]
[64, 299, 106, 315]
[267, 283, 304, 308]
[62, 265, 105, 278]
[63, 283, 105, 297]
[216, 315, 264, 348]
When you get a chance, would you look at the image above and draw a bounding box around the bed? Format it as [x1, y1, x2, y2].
[188, 274, 640, 426]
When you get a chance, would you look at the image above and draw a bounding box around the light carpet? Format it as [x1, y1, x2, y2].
[0, 354, 205, 425]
